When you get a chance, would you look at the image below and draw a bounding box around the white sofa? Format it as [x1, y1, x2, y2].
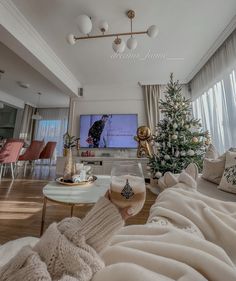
[197, 176, 236, 201]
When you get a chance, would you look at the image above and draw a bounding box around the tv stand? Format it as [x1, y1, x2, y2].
[56, 156, 149, 178]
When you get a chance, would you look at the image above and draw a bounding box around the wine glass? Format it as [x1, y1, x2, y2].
[110, 161, 146, 216]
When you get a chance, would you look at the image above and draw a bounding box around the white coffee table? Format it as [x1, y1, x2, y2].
[40, 175, 110, 235]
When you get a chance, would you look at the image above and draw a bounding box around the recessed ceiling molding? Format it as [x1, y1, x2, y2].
[186, 14, 236, 83]
[0, 89, 25, 109]
[0, 0, 81, 97]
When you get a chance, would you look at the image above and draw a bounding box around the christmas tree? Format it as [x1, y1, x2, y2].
[148, 73, 211, 178]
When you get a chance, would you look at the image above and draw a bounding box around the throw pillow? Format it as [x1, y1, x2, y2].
[205, 144, 219, 159]
[202, 157, 226, 184]
[218, 151, 236, 194]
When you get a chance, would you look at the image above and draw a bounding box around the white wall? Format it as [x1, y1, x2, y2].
[0, 89, 24, 108]
[72, 84, 146, 137]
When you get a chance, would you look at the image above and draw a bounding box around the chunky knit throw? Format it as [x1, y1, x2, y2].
[0, 197, 124, 281]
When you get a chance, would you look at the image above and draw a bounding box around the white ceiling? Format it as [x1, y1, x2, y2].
[0, 42, 69, 108]
[11, 0, 236, 85]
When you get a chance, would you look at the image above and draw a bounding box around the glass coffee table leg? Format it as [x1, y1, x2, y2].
[40, 197, 47, 236]
[70, 204, 75, 217]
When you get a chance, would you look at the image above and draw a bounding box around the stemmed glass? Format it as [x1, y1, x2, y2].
[110, 161, 146, 216]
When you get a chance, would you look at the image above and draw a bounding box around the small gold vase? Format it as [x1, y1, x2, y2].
[63, 148, 74, 180]
[63, 148, 69, 157]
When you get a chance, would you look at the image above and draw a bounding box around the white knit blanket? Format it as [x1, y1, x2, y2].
[94, 183, 236, 281]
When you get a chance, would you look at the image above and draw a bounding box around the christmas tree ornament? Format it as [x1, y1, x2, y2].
[187, 149, 195, 156]
[196, 150, 202, 156]
[180, 150, 186, 156]
[184, 124, 190, 129]
[192, 137, 199, 143]
[173, 123, 178, 129]
[205, 139, 211, 145]
[161, 160, 166, 166]
[155, 171, 162, 178]
[164, 154, 171, 160]
[155, 142, 160, 147]
[175, 150, 180, 157]
[172, 134, 178, 140]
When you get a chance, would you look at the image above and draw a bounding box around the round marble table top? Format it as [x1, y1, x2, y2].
[43, 175, 110, 204]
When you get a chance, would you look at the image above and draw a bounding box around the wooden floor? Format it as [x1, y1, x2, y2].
[0, 165, 156, 244]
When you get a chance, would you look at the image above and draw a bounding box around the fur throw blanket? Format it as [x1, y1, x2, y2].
[94, 164, 236, 281]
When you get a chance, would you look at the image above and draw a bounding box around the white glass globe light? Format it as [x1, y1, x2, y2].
[76, 15, 92, 35]
[147, 25, 159, 38]
[32, 111, 42, 120]
[127, 37, 138, 50]
[99, 20, 109, 33]
[67, 34, 76, 45]
[112, 38, 126, 53]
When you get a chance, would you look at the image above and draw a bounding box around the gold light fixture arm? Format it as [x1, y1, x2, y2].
[74, 30, 147, 41]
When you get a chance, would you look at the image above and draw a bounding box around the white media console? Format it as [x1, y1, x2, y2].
[56, 156, 149, 178]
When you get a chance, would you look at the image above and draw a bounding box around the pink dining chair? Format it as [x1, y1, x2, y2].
[39, 141, 57, 165]
[0, 140, 24, 180]
[18, 140, 45, 176]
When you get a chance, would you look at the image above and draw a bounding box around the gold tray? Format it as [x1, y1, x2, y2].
[56, 176, 97, 186]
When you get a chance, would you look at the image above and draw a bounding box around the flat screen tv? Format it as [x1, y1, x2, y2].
[79, 114, 138, 148]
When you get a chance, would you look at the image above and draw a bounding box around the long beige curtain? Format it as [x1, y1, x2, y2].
[19, 104, 35, 141]
[142, 85, 161, 133]
[68, 97, 79, 136]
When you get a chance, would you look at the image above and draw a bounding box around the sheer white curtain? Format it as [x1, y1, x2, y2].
[190, 29, 236, 99]
[190, 29, 236, 154]
[192, 71, 236, 154]
[35, 108, 69, 157]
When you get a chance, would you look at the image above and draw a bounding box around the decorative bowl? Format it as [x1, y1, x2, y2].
[56, 175, 97, 186]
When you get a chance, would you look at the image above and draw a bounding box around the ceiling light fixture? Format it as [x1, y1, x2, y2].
[32, 92, 42, 120]
[17, 81, 30, 89]
[67, 10, 158, 53]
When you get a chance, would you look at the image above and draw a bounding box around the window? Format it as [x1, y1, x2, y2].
[192, 71, 236, 154]
[35, 119, 67, 158]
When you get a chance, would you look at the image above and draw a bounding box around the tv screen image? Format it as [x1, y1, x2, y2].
[79, 114, 138, 148]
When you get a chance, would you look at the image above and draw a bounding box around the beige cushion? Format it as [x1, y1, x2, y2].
[218, 151, 236, 194]
[205, 144, 219, 159]
[202, 157, 226, 184]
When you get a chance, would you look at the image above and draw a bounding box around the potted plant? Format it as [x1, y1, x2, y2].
[63, 133, 80, 156]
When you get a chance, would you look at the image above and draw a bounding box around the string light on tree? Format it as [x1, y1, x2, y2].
[148, 73, 209, 176]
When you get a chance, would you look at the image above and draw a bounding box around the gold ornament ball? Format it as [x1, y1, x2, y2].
[205, 140, 211, 145]
[192, 137, 198, 143]
[172, 134, 178, 140]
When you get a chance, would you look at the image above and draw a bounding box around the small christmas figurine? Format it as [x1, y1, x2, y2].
[135, 126, 153, 158]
